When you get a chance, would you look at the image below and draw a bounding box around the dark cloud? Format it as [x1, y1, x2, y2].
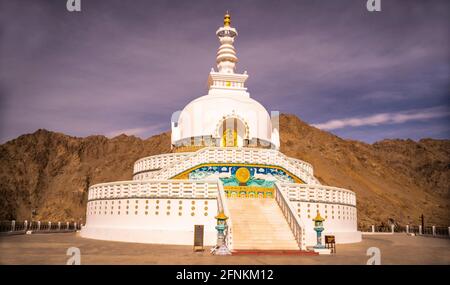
[0, 0, 449, 143]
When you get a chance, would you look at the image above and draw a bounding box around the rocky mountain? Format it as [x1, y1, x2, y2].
[280, 114, 449, 228]
[1, 114, 449, 229]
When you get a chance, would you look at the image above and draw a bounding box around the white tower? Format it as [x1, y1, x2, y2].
[171, 12, 280, 150]
[207, 12, 249, 97]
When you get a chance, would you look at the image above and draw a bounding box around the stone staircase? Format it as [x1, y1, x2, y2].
[227, 198, 300, 250]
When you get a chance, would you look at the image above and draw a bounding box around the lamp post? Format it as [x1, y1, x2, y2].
[213, 212, 231, 255]
[313, 212, 325, 249]
[31, 209, 36, 223]
[421, 214, 424, 231]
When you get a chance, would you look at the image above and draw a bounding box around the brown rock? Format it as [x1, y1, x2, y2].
[0, 114, 448, 229]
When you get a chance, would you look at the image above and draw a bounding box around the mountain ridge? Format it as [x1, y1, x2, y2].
[1, 114, 448, 228]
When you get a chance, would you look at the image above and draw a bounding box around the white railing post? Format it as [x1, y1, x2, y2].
[371, 225, 375, 233]
[74, 222, 77, 230]
[37, 221, 41, 231]
[66, 222, 69, 230]
[432, 226, 436, 236]
[48, 221, 51, 231]
[391, 224, 395, 233]
[11, 220, 15, 232]
[24, 220, 28, 231]
[274, 183, 305, 250]
[406, 225, 409, 234]
[448, 227, 450, 237]
[58, 222, 61, 231]
[419, 225, 422, 235]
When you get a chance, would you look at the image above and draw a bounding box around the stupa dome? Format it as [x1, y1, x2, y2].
[172, 93, 278, 148]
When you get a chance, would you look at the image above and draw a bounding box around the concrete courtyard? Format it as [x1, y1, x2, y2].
[0, 233, 449, 265]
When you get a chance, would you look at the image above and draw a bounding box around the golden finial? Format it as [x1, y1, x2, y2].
[224, 11, 231, 26]
[215, 212, 228, 220]
[313, 212, 325, 222]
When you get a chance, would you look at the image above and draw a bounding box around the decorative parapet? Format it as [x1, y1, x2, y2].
[287, 157, 314, 176]
[87, 179, 220, 201]
[135, 147, 318, 184]
[133, 152, 192, 175]
[276, 183, 357, 207]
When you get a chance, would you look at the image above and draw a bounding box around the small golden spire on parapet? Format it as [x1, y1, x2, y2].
[224, 11, 231, 26]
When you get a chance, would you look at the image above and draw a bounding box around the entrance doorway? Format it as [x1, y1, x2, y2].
[218, 117, 247, 147]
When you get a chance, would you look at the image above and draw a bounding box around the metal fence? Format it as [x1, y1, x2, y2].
[363, 224, 450, 239]
[0, 220, 82, 235]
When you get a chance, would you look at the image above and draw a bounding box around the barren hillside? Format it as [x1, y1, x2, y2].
[1, 114, 448, 228]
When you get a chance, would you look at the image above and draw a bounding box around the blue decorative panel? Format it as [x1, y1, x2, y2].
[188, 165, 295, 187]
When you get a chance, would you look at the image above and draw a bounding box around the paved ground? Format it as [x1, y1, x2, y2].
[0, 233, 449, 265]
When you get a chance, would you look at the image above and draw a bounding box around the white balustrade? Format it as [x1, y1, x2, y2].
[287, 157, 314, 176]
[133, 152, 192, 174]
[142, 147, 319, 185]
[276, 183, 357, 207]
[87, 179, 220, 201]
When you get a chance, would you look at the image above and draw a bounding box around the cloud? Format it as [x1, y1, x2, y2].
[312, 107, 450, 130]
[0, 1, 448, 143]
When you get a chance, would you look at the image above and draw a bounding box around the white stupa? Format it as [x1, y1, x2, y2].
[81, 13, 361, 252]
[171, 13, 278, 150]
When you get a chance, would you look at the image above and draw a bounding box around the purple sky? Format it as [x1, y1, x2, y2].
[0, 0, 449, 143]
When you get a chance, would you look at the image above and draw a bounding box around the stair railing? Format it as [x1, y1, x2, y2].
[274, 182, 306, 250]
[216, 180, 233, 251]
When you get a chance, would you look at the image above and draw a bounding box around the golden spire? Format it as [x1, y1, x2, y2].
[313, 212, 325, 222]
[224, 11, 231, 26]
[215, 212, 228, 220]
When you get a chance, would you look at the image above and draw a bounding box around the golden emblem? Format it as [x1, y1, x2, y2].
[235, 167, 250, 184]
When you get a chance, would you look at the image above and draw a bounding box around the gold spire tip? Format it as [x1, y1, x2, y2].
[224, 11, 231, 26]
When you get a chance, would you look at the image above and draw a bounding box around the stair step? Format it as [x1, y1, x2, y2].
[226, 197, 300, 251]
[232, 250, 318, 256]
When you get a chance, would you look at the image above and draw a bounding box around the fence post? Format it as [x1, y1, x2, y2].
[66, 222, 69, 230]
[58, 222, 61, 231]
[37, 221, 41, 231]
[48, 221, 51, 231]
[432, 226, 436, 236]
[448, 227, 450, 237]
[74, 222, 77, 230]
[391, 224, 395, 233]
[419, 225, 422, 235]
[11, 220, 15, 232]
[371, 225, 375, 233]
[406, 225, 409, 234]
[24, 220, 28, 231]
